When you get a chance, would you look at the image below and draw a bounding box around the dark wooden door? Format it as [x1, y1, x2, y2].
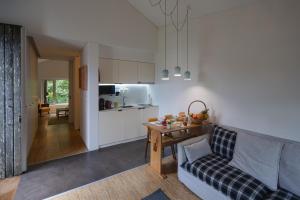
[0, 23, 22, 178]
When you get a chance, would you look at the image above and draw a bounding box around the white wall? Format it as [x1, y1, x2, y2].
[38, 59, 69, 80]
[68, 61, 74, 123]
[152, 0, 300, 142]
[73, 57, 81, 130]
[80, 43, 99, 151]
[0, 0, 157, 52]
[25, 38, 39, 155]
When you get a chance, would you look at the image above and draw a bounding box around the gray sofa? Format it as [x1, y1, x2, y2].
[177, 125, 300, 200]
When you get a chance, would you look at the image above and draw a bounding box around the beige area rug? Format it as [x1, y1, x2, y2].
[46, 164, 201, 200]
[48, 114, 69, 125]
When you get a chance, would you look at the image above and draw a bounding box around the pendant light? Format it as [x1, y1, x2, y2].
[184, 7, 191, 80]
[161, 0, 169, 80]
[174, 0, 181, 77]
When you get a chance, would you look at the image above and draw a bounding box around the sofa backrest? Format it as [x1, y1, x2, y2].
[221, 125, 300, 146]
[207, 123, 300, 146]
[209, 124, 300, 196]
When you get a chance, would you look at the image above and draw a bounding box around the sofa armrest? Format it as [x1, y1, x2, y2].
[177, 134, 210, 166]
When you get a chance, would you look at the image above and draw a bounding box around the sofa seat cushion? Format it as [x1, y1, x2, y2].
[211, 125, 237, 160]
[181, 154, 271, 200]
[266, 189, 300, 200]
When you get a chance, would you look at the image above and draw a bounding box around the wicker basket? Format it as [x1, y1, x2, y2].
[188, 100, 208, 124]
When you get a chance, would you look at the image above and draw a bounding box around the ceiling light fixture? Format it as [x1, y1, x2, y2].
[149, 0, 191, 81]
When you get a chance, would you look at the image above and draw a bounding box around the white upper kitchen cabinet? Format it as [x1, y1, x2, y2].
[138, 62, 155, 83]
[118, 60, 138, 84]
[99, 58, 119, 84]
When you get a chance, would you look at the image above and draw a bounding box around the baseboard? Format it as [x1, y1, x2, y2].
[99, 136, 147, 148]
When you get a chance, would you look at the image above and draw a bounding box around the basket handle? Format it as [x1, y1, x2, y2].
[188, 100, 207, 115]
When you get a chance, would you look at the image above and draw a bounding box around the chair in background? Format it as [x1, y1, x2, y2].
[145, 117, 177, 160]
[38, 103, 50, 116]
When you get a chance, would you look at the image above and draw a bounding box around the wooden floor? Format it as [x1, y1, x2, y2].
[47, 162, 201, 200]
[0, 176, 20, 200]
[28, 115, 87, 166]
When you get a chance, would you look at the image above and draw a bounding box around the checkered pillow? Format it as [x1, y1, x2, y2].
[266, 189, 300, 200]
[181, 154, 271, 200]
[211, 125, 237, 160]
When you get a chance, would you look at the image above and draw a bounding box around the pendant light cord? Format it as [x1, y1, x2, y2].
[187, 8, 189, 70]
[149, 0, 188, 32]
[176, 0, 179, 67]
[165, 0, 167, 70]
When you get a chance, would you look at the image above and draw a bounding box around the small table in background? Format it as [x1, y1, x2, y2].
[56, 107, 69, 119]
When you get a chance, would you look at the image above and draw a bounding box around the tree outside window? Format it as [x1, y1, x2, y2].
[46, 80, 69, 104]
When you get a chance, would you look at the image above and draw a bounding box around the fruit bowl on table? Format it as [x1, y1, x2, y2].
[188, 100, 209, 124]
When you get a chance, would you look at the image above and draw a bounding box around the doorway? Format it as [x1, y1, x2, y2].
[44, 79, 69, 124]
[27, 58, 86, 166]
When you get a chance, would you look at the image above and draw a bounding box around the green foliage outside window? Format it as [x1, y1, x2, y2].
[46, 80, 69, 104]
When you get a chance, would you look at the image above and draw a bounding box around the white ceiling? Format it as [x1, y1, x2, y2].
[128, 0, 259, 26]
[33, 34, 83, 60]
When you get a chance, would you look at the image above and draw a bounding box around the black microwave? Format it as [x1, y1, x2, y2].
[99, 85, 115, 95]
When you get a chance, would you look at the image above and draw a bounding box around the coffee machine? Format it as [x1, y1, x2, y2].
[99, 98, 105, 110]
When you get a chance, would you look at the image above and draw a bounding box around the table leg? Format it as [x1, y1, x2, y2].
[150, 130, 166, 178]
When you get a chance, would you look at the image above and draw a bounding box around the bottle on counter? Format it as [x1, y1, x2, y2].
[114, 102, 119, 109]
[148, 94, 152, 105]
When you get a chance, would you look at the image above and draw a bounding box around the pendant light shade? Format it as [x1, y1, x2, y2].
[161, 69, 169, 80]
[174, 66, 181, 76]
[184, 70, 191, 80]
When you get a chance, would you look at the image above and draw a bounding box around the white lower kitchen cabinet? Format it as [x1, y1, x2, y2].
[98, 110, 124, 146]
[123, 109, 141, 139]
[98, 106, 159, 148]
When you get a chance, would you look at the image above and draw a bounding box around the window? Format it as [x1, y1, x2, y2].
[45, 80, 69, 104]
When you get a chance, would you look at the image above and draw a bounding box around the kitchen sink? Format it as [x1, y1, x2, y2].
[138, 104, 151, 106]
[121, 105, 134, 108]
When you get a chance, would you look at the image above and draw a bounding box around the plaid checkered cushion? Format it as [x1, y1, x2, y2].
[181, 154, 271, 200]
[266, 189, 300, 200]
[211, 125, 237, 160]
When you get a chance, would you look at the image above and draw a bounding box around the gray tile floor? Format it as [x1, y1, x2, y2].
[16, 139, 172, 200]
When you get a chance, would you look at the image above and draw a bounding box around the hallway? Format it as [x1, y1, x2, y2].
[27, 116, 87, 166]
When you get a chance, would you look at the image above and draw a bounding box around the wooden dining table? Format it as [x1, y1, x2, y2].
[143, 122, 204, 178]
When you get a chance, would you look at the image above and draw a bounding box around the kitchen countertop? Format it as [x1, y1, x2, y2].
[99, 104, 158, 112]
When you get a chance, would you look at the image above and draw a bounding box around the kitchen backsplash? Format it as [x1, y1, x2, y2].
[99, 84, 151, 106]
